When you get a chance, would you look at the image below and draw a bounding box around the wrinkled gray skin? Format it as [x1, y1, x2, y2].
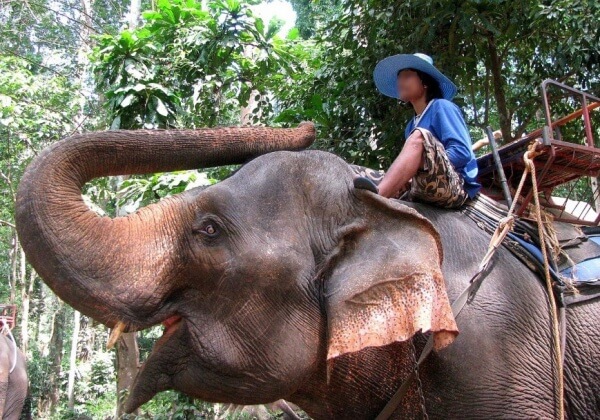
[14, 127, 600, 419]
[0, 335, 27, 420]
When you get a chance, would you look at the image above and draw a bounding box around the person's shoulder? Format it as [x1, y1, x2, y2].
[431, 99, 464, 119]
[432, 98, 460, 111]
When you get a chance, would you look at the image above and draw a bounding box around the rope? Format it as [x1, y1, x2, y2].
[476, 140, 533, 272]
[540, 210, 561, 264]
[409, 339, 428, 419]
[436, 141, 564, 418]
[0, 318, 18, 374]
[523, 145, 565, 419]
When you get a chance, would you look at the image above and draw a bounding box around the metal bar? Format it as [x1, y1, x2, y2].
[486, 126, 513, 207]
[541, 79, 600, 104]
[509, 161, 600, 178]
[550, 138, 600, 154]
[555, 216, 596, 226]
[541, 200, 567, 211]
[540, 79, 600, 149]
[582, 94, 595, 147]
[541, 80, 554, 133]
[504, 102, 600, 148]
[580, 199, 595, 222]
[534, 141, 557, 189]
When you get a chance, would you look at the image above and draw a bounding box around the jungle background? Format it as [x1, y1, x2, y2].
[0, 0, 599, 418]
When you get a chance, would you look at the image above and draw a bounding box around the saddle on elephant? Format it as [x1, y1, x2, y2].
[463, 193, 600, 305]
[472, 79, 600, 304]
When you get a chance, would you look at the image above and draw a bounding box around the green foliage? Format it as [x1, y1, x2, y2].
[117, 170, 215, 211]
[0, 55, 81, 301]
[274, 0, 600, 169]
[286, 0, 341, 39]
[0, 56, 78, 149]
[91, 0, 306, 129]
[54, 351, 117, 420]
[132, 390, 217, 419]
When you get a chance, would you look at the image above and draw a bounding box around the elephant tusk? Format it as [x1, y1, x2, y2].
[107, 321, 127, 350]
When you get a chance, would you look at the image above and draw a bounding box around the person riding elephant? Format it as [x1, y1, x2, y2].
[353, 53, 481, 208]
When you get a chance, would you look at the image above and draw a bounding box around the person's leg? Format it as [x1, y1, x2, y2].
[409, 130, 468, 208]
[350, 164, 386, 194]
[349, 165, 385, 183]
[377, 129, 425, 198]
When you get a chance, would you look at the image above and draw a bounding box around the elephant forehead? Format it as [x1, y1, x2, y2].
[237, 150, 354, 191]
[204, 157, 353, 219]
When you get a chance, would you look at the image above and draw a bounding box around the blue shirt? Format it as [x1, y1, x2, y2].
[405, 99, 481, 198]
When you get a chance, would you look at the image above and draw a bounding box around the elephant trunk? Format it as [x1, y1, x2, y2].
[15, 124, 315, 329]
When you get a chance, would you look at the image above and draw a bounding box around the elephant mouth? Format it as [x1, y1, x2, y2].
[108, 313, 183, 349]
[153, 314, 183, 348]
[123, 313, 186, 412]
[161, 315, 182, 334]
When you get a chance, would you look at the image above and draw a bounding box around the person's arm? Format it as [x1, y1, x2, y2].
[472, 138, 489, 152]
[432, 102, 473, 169]
[472, 130, 502, 152]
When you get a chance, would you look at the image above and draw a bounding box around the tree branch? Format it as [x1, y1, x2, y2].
[0, 220, 16, 229]
[0, 48, 70, 79]
[470, 82, 480, 126]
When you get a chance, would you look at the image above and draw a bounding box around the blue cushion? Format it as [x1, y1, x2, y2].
[561, 258, 600, 283]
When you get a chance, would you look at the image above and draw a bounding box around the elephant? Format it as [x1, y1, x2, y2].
[0, 333, 28, 420]
[14, 123, 600, 419]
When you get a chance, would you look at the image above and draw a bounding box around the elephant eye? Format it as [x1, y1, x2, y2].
[203, 224, 217, 236]
[194, 220, 220, 238]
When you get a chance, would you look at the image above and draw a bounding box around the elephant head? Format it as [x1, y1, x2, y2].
[15, 124, 457, 413]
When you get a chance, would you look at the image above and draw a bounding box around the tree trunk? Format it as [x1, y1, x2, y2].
[67, 310, 81, 409]
[78, 315, 94, 362]
[38, 301, 67, 417]
[116, 332, 140, 417]
[9, 233, 17, 303]
[127, 0, 141, 28]
[240, 45, 260, 125]
[19, 248, 36, 354]
[487, 34, 511, 141]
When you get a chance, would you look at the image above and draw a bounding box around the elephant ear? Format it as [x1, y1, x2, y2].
[325, 190, 458, 360]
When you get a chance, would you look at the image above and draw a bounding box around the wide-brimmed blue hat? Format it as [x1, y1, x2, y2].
[373, 53, 457, 100]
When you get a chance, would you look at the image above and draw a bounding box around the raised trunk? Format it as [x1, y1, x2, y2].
[15, 124, 315, 329]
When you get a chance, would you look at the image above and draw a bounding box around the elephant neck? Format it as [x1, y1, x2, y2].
[290, 340, 425, 419]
